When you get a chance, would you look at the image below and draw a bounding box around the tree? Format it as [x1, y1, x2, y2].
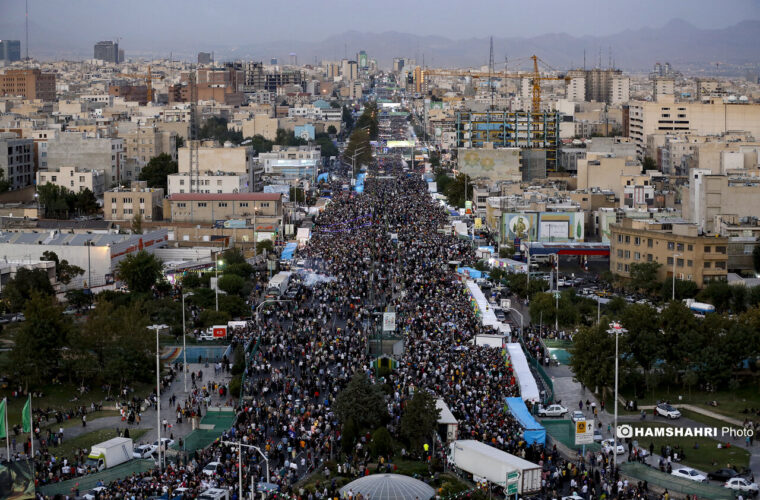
[400, 390, 440, 454]
[355, 102, 379, 140]
[643, 156, 657, 170]
[342, 105, 354, 129]
[0, 168, 10, 193]
[11, 293, 72, 388]
[37, 183, 70, 218]
[65, 289, 91, 310]
[69, 188, 99, 215]
[116, 250, 164, 293]
[754, 246, 760, 274]
[274, 129, 307, 147]
[199, 309, 230, 327]
[335, 372, 388, 430]
[199, 117, 243, 145]
[370, 427, 394, 458]
[628, 262, 661, 296]
[41, 250, 84, 285]
[327, 125, 337, 135]
[661, 278, 698, 301]
[343, 128, 372, 169]
[3, 268, 55, 312]
[218, 274, 245, 296]
[138, 153, 178, 191]
[443, 173, 473, 209]
[131, 211, 143, 235]
[248, 135, 273, 154]
[257, 239, 274, 254]
[569, 323, 616, 393]
[314, 134, 339, 158]
[698, 281, 732, 313]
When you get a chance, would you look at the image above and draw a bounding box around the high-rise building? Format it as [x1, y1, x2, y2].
[198, 52, 212, 65]
[0, 69, 56, 101]
[358, 51, 368, 69]
[270, 57, 278, 66]
[392, 58, 405, 73]
[0, 40, 21, 64]
[94, 41, 119, 64]
[0, 132, 34, 190]
[653, 77, 675, 102]
[289, 53, 297, 66]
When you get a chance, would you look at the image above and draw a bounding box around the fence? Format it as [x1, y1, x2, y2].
[518, 337, 554, 404]
[620, 462, 734, 500]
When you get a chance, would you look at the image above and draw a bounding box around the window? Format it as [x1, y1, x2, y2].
[177, 202, 186, 208]
[617, 235, 623, 243]
[240, 202, 248, 207]
[677, 258, 684, 267]
[624, 250, 630, 259]
[217, 180, 223, 186]
[647, 254, 653, 262]
[745, 245, 754, 255]
[634, 237, 640, 245]
[647, 238, 653, 248]
[715, 246, 726, 254]
[676, 243, 684, 251]
[197, 202, 207, 208]
[179, 179, 185, 185]
[52, 175, 57, 182]
[624, 264, 630, 272]
[617, 250, 623, 258]
[634, 252, 640, 261]
[617, 263, 623, 271]
[667, 257, 673, 265]
[261, 202, 270, 208]
[687, 260, 693, 267]
[139, 198, 145, 203]
[667, 241, 675, 250]
[704, 262, 711, 268]
[111, 209, 117, 214]
[715, 261, 726, 270]
[687, 244, 693, 251]
[218, 202, 228, 208]
[625, 235, 630, 243]
[704, 246, 711, 253]
[79, 176, 85, 182]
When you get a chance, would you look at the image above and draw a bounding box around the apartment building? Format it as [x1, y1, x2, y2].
[610, 218, 727, 287]
[104, 181, 164, 222]
[682, 170, 760, 234]
[169, 193, 282, 224]
[117, 123, 177, 165]
[167, 172, 249, 196]
[0, 132, 34, 189]
[45, 132, 124, 187]
[258, 146, 321, 172]
[177, 143, 262, 191]
[628, 96, 760, 159]
[576, 154, 642, 200]
[37, 166, 105, 196]
[0, 69, 56, 101]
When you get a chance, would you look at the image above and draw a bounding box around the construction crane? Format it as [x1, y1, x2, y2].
[421, 54, 569, 112]
[116, 65, 163, 103]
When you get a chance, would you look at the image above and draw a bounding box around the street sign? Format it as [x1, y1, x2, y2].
[574, 419, 594, 445]
[500, 299, 511, 310]
[507, 483, 518, 495]
[507, 471, 520, 481]
[382, 312, 396, 332]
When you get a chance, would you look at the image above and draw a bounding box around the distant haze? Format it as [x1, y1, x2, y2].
[1, 0, 759, 71]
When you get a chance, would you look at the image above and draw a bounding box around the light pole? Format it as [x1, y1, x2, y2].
[148, 325, 163, 472]
[671, 252, 681, 301]
[215, 253, 223, 312]
[608, 321, 627, 470]
[181, 291, 193, 393]
[221, 440, 270, 498]
[350, 146, 368, 179]
[508, 307, 524, 342]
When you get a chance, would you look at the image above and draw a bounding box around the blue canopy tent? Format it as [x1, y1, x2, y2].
[505, 397, 546, 446]
[354, 173, 366, 193]
[317, 172, 329, 182]
[280, 242, 297, 262]
[457, 267, 489, 279]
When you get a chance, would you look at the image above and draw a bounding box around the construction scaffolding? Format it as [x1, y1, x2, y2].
[455, 110, 560, 171]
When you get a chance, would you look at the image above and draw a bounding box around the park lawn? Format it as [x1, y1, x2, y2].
[678, 409, 739, 429]
[0, 381, 154, 427]
[621, 385, 760, 422]
[39, 411, 120, 432]
[51, 427, 148, 464]
[630, 422, 750, 472]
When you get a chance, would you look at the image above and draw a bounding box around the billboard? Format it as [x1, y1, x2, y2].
[386, 140, 415, 148]
[503, 212, 585, 243]
[457, 148, 521, 182]
[212, 325, 228, 338]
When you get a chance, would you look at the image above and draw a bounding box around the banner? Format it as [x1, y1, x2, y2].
[0, 399, 5, 439]
[21, 397, 30, 434]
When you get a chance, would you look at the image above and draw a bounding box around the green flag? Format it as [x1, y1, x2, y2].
[22, 396, 31, 433]
[0, 398, 6, 439]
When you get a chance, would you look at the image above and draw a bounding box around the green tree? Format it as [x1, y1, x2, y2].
[65, 289, 91, 310]
[314, 133, 339, 157]
[753, 246, 760, 273]
[11, 293, 72, 388]
[628, 262, 662, 296]
[661, 278, 698, 301]
[248, 135, 273, 154]
[69, 188, 99, 215]
[3, 268, 55, 312]
[37, 182, 71, 218]
[257, 239, 274, 254]
[370, 427, 394, 458]
[569, 323, 616, 393]
[342, 105, 355, 129]
[355, 102, 379, 140]
[343, 128, 372, 169]
[0, 168, 10, 193]
[698, 281, 732, 313]
[218, 274, 245, 296]
[199, 309, 230, 327]
[400, 390, 441, 454]
[327, 125, 337, 135]
[41, 250, 85, 285]
[116, 250, 164, 293]
[443, 173, 473, 209]
[335, 372, 388, 430]
[274, 128, 307, 147]
[199, 117, 243, 145]
[131, 211, 143, 235]
[138, 153, 178, 191]
[643, 156, 657, 170]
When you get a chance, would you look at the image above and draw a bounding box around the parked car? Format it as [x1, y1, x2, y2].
[601, 439, 625, 455]
[724, 477, 759, 495]
[495, 310, 506, 322]
[593, 429, 603, 442]
[709, 468, 755, 482]
[571, 410, 585, 423]
[672, 467, 708, 483]
[202, 461, 224, 476]
[198, 330, 216, 341]
[655, 403, 682, 419]
[537, 404, 568, 418]
[153, 437, 175, 450]
[133, 444, 157, 459]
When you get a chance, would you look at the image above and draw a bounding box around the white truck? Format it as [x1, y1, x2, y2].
[449, 440, 541, 494]
[84, 437, 133, 472]
[266, 272, 292, 297]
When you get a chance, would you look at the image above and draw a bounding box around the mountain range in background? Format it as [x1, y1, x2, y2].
[2, 18, 759, 74]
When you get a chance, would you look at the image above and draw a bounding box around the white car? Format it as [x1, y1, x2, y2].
[601, 439, 625, 455]
[133, 444, 157, 459]
[153, 437, 175, 450]
[725, 477, 759, 494]
[561, 496, 584, 500]
[83, 487, 106, 500]
[202, 461, 224, 476]
[571, 410, 585, 423]
[655, 403, 682, 419]
[672, 467, 708, 483]
[537, 404, 568, 418]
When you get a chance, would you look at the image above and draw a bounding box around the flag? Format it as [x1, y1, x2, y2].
[0, 399, 6, 439]
[22, 396, 31, 433]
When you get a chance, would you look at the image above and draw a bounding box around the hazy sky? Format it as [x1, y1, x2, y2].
[2, 0, 759, 49]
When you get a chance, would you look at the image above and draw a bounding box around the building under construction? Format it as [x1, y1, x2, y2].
[455, 110, 560, 171]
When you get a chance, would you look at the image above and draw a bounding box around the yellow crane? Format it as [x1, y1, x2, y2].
[115, 65, 163, 103]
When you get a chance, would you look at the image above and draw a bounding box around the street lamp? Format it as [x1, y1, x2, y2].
[507, 307, 524, 342]
[349, 146, 368, 179]
[181, 291, 193, 393]
[148, 325, 163, 472]
[221, 440, 270, 500]
[607, 321, 627, 470]
[672, 252, 682, 301]
[215, 253, 224, 312]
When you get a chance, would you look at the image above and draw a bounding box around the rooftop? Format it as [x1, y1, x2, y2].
[170, 193, 281, 202]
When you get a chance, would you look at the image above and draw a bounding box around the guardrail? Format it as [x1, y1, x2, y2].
[518, 337, 554, 405]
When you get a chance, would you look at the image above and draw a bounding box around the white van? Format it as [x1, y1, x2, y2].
[198, 487, 230, 500]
